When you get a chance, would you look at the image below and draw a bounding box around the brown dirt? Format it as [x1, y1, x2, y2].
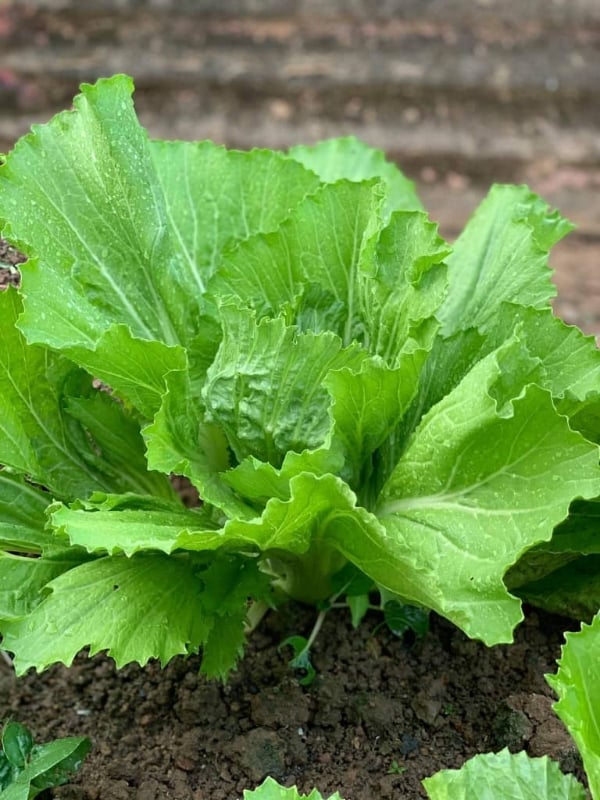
[0, 239, 25, 288]
[0, 605, 583, 800]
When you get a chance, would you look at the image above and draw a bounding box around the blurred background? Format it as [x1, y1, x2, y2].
[0, 0, 598, 333]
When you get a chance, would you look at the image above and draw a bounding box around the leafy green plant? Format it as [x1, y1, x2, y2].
[0, 74, 599, 680]
[0, 721, 90, 799]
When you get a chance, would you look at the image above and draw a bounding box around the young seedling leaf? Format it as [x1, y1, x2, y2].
[347, 595, 371, 629]
[279, 636, 316, 687]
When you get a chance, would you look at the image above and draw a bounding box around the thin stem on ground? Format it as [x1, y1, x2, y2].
[303, 608, 328, 654]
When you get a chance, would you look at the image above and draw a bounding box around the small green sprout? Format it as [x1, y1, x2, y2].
[387, 760, 408, 775]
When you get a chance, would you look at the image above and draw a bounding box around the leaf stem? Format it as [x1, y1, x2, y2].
[245, 600, 270, 634]
[304, 607, 328, 653]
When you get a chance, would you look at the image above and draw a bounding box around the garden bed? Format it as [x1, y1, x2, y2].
[0, 190, 597, 798]
[0, 604, 582, 800]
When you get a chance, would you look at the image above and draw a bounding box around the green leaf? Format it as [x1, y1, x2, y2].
[279, 636, 316, 686]
[0, 75, 190, 416]
[0, 782, 28, 800]
[69, 325, 187, 419]
[1, 79, 320, 418]
[143, 368, 254, 519]
[330, 563, 374, 597]
[0, 473, 51, 554]
[198, 556, 272, 680]
[0, 550, 92, 621]
[384, 601, 429, 639]
[222, 447, 344, 508]
[568, 400, 600, 446]
[244, 776, 344, 800]
[400, 304, 600, 460]
[65, 392, 174, 499]
[374, 342, 600, 645]
[0, 754, 19, 793]
[0, 289, 144, 498]
[548, 612, 600, 799]
[544, 498, 600, 556]
[439, 185, 573, 336]
[150, 140, 321, 291]
[505, 496, 600, 620]
[28, 737, 91, 795]
[362, 211, 449, 365]
[395, 327, 490, 452]
[347, 595, 370, 629]
[1, 723, 33, 769]
[220, 472, 375, 561]
[500, 306, 600, 405]
[289, 135, 422, 219]
[476, 305, 600, 432]
[49, 493, 219, 557]
[200, 613, 247, 681]
[1, 553, 210, 672]
[514, 555, 600, 621]
[202, 309, 368, 466]
[0, 734, 90, 800]
[208, 180, 383, 344]
[1, 543, 269, 677]
[422, 748, 585, 799]
[325, 351, 428, 496]
[220, 472, 381, 603]
[1, 75, 181, 347]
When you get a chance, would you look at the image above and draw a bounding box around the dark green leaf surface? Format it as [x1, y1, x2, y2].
[0, 473, 51, 554]
[0, 734, 90, 800]
[1, 724, 32, 769]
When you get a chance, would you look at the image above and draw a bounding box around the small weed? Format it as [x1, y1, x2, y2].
[387, 760, 408, 775]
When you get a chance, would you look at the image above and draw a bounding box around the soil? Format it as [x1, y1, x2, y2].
[0, 235, 596, 799]
[0, 606, 584, 800]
